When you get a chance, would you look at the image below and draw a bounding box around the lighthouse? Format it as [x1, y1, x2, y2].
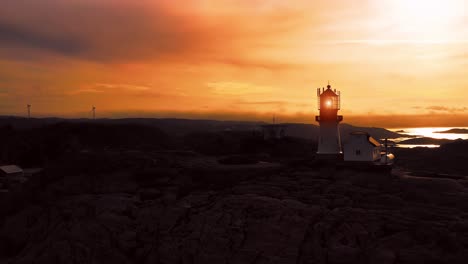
[315, 84, 343, 159]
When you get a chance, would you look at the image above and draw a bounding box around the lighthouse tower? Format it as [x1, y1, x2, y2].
[315, 84, 343, 159]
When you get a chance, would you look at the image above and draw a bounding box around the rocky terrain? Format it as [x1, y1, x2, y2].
[1, 150, 468, 264]
[1, 119, 467, 263]
[394, 139, 468, 175]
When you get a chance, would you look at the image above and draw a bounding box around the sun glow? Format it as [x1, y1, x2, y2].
[383, 0, 465, 42]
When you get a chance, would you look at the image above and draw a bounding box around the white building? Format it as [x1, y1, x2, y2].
[344, 132, 381, 162]
[0, 165, 24, 177]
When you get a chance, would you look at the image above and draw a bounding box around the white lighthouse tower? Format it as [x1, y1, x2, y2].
[315, 84, 343, 159]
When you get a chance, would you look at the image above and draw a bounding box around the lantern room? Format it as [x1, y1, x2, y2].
[319, 86, 340, 109]
[316, 84, 342, 122]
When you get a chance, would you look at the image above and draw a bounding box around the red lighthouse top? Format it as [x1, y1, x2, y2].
[316, 84, 343, 122]
[317, 84, 340, 110]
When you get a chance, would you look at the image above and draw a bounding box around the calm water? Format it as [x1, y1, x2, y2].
[388, 127, 468, 148]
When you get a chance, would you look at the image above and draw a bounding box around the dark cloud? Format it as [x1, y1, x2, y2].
[0, 0, 309, 67]
[0, 0, 194, 61]
[0, 22, 84, 55]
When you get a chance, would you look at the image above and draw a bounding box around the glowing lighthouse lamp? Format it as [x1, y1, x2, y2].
[315, 84, 343, 159]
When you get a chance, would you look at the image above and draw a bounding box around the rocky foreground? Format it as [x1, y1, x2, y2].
[1, 152, 468, 264]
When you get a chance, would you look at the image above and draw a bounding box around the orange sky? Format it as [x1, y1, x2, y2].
[1, 0, 468, 127]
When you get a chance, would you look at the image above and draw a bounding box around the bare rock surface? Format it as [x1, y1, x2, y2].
[1, 155, 468, 263]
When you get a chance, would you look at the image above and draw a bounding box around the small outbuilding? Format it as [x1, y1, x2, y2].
[344, 132, 381, 162]
[0, 165, 24, 177]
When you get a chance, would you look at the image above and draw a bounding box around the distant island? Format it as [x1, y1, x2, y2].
[398, 137, 453, 145]
[435, 128, 468, 134]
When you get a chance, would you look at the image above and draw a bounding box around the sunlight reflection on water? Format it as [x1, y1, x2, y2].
[388, 127, 468, 148]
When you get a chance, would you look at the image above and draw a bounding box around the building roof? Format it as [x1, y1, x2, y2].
[0, 165, 23, 174]
[368, 136, 381, 147]
[349, 131, 381, 147]
[321, 88, 338, 97]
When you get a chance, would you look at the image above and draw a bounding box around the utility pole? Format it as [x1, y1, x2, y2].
[27, 104, 31, 119]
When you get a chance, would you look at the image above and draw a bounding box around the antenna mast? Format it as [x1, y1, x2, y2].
[27, 104, 31, 119]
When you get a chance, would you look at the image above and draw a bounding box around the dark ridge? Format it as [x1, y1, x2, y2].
[435, 128, 468, 134]
[398, 137, 453, 145]
[0, 117, 404, 139]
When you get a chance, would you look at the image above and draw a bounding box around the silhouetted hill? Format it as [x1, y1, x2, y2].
[0, 116, 66, 129]
[435, 128, 468, 134]
[0, 121, 172, 167]
[398, 137, 453, 145]
[340, 124, 403, 140]
[0, 117, 263, 135]
[394, 139, 468, 175]
[286, 123, 402, 141]
[183, 130, 316, 157]
[439, 139, 468, 153]
[0, 117, 404, 167]
[0, 117, 403, 140]
[43, 122, 172, 150]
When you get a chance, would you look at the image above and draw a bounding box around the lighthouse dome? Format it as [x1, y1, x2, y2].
[321, 87, 338, 97]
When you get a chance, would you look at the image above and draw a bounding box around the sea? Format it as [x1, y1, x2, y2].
[388, 127, 468, 148]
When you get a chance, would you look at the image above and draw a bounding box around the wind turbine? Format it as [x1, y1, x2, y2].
[27, 104, 31, 119]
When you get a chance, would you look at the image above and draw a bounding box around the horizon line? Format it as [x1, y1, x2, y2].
[1, 114, 467, 129]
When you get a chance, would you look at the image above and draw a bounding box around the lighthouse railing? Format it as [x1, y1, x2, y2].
[317, 88, 321, 110]
[337, 91, 341, 110]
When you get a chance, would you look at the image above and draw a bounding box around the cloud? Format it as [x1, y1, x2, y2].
[237, 101, 287, 105]
[68, 83, 152, 95]
[67, 88, 105, 95]
[93, 83, 151, 91]
[326, 39, 468, 45]
[0, 22, 84, 56]
[0, 0, 312, 67]
[212, 58, 304, 70]
[207, 82, 274, 96]
[426, 105, 468, 113]
[0, 0, 192, 62]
